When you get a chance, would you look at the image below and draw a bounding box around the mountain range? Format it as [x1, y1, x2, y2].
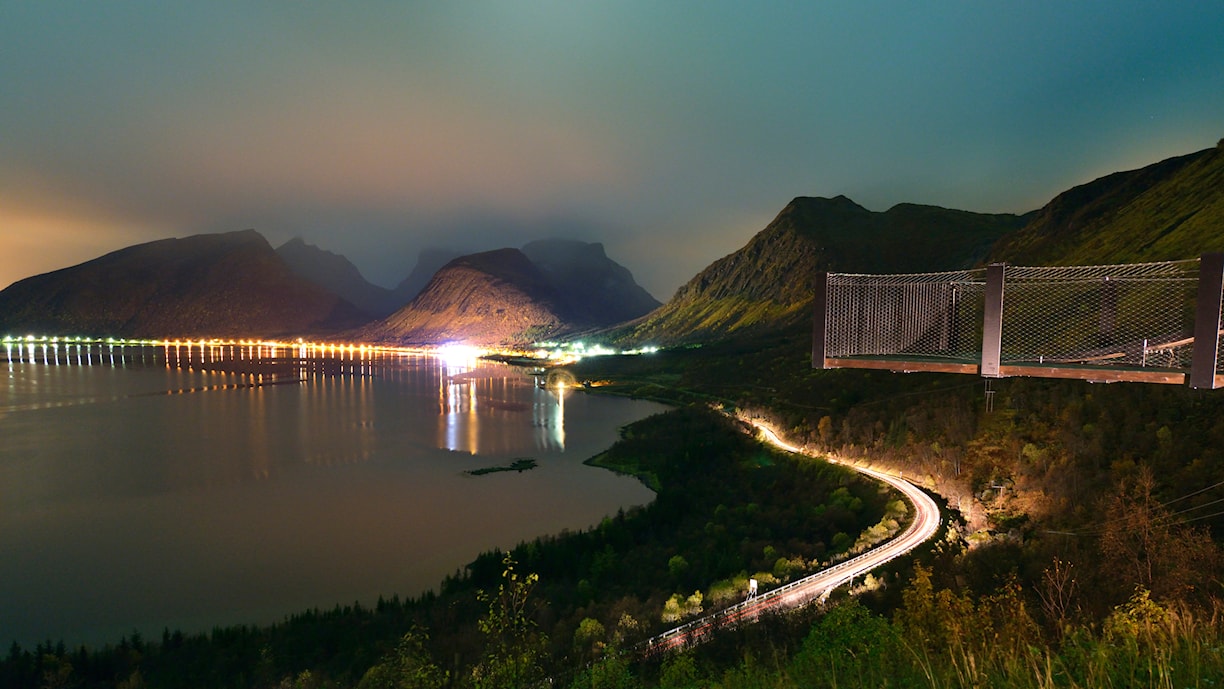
[0, 230, 366, 338]
[1, 139, 1221, 345]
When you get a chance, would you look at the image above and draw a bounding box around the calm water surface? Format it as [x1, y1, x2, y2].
[0, 342, 665, 647]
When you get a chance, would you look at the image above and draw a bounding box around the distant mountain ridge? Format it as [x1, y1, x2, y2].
[521, 239, 661, 325]
[276, 238, 403, 317]
[0, 230, 366, 338]
[619, 196, 1025, 344]
[393, 248, 464, 305]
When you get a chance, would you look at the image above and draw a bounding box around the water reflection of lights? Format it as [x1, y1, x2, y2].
[438, 353, 477, 453]
[435, 357, 569, 455]
[4, 334, 575, 453]
[542, 383, 567, 450]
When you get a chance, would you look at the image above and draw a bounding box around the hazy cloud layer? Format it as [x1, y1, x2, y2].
[2, 2, 1222, 297]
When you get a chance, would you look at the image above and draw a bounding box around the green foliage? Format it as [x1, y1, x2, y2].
[613, 195, 1023, 346]
[572, 618, 607, 666]
[357, 628, 447, 689]
[648, 574, 1224, 689]
[660, 592, 704, 624]
[657, 653, 699, 689]
[1102, 588, 1170, 644]
[992, 144, 1224, 266]
[667, 555, 689, 579]
[790, 601, 904, 688]
[571, 650, 640, 689]
[470, 556, 548, 689]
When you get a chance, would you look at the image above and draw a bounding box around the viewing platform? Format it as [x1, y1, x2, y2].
[813, 254, 1224, 389]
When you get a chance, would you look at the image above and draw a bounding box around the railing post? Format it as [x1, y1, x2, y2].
[981, 263, 1006, 378]
[1190, 253, 1224, 390]
[813, 271, 830, 369]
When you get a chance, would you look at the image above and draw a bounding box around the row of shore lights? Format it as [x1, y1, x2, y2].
[2, 335, 402, 352]
[3, 334, 661, 363]
[4, 335, 162, 345]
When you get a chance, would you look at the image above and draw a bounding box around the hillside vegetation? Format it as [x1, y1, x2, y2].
[561, 317, 1224, 686]
[991, 140, 1224, 265]
[544, 139, 1224, 685]
[619, 196, 1024, 345]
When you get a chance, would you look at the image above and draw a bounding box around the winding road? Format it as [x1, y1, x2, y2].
[641, 420, 942, 654]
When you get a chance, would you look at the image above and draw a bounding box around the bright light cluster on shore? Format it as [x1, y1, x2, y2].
[525, 340, 660, 363]
[437, 342, 484, 368]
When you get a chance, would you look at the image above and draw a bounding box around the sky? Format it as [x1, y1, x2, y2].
[2, 3, 1222, 299]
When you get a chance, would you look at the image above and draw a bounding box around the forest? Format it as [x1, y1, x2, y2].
[563, 323, 1224, 686]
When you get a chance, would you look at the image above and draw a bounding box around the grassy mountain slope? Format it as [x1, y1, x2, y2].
[621, 196, 1024, 345]
[991, 140, 1224, 265]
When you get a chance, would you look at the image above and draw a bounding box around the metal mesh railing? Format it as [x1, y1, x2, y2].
[825, 269, 985, 362]
[819, 256, 1224, 386]
[999, 260, 1200, 370]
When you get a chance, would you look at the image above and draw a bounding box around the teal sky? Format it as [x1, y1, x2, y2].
[2, 2, 1221, 298]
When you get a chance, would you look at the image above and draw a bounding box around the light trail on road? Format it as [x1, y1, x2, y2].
[641, 419, 942, 654]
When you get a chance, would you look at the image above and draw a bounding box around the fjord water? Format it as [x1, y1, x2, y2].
[0, 342, 664, 648]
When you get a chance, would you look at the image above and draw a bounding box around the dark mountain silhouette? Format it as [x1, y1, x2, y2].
[359, 241, 660, 346]
[276, 238, 402, 317]
[521, 238, 661, 324]
[989, 140, 1224, 265]
[393, 248, 464, 304]
[618, 196, 1025, 344]
[0, 230, 367, 338]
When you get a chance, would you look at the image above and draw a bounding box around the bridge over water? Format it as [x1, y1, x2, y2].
[813, 253, 1224, 389]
